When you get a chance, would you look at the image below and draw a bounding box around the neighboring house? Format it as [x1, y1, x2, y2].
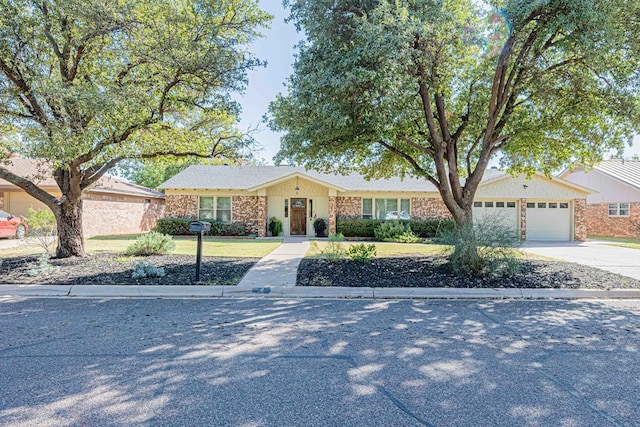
[159, 165, 594, 241]
[0, 158, 165, 237]
[560, 160, 640, 238]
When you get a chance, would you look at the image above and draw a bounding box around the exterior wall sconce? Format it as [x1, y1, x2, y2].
[294, 176, 300, 194]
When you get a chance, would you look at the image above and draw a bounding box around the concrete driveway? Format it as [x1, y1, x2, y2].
[522, 240, 640, 280]
[0, 237, 24, 251]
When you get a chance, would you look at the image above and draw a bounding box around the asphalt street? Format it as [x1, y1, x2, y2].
[0, 297, 639, 426]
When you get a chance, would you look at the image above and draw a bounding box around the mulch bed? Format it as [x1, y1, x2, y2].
[0, 254, 256, 286]
[298, 256, 640, 289]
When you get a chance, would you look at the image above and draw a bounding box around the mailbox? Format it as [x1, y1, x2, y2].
[189, 221, 211, 233]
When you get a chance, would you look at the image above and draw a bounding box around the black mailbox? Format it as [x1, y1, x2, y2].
[189, 221, 211, 233]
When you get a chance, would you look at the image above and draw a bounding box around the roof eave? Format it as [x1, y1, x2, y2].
[247, 171, 347, 192]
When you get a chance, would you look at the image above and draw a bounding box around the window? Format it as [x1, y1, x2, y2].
[496, 202, 505, 208]
[284, 199, 289, 218]
[549, 202, 557, 209]
[144, 199, 151, 204]
[608, 202, 630, 217]
[559, 203, 569, 209]
[199, 196, 232, 223]
[485, 202, 493, 208]
[473, 201, 482, 208]
[363, 198, 410, 219]
[362, 198, 373, 219]
[527, 202, 535, 208]
[538, 202, 547, 208]
[507, 202, 516, 208]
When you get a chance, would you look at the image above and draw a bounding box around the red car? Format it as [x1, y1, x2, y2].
[0, 210, 28, 239]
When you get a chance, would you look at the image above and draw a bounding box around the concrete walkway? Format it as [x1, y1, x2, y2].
[237, 237, 310, 287]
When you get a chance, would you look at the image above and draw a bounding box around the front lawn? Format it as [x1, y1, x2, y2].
[589, 235, 640, 250]
[0, 235, 282, 258]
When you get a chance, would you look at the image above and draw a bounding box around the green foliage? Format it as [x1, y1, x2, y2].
[347, 243, 376, 263]
[374, 221, 421, 243]
[269, 217, 283, 236]
[125, 232, 176, 256]
[131, 261, 166, 279]
[24, 207, 57, 255]
[153, 218, 247, 236]
[312, 218, 327, 237]
[320, 233, 346, 261]
[221, 222, 247, 237]
[440, 214, 522, 276]
[27, 254, 59, 277]
[337, 218, 455, 238]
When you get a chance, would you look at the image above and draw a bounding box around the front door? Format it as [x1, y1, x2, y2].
[290, 198, 307, 235]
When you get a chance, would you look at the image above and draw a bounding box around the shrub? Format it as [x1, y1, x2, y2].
[337, 218, 455, 238]
[131, 261, 166, 279]
[374, 221, 407, 241]
[347, 243, 376, 262]
[440, 213, 522, 276]
[320, 233, 346, 261]
[24, 207, 57, 255]
[269, 217, 283, 236]
[125, 232, 176, 256]
[27, 254, 59, 277]
[392, 230, 422, 243]
[313, 218, 327, 237]
[221, 222, 247, 236]
[154, 217, 192, 235]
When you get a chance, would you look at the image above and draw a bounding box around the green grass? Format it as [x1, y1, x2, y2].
[588, 235, 640, 250]
[1, 235, 282, 258]
[305, 241, 451, 258]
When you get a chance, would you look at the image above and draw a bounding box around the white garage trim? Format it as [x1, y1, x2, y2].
[526, 201, 572, 241]
[472, 200, 519, 234]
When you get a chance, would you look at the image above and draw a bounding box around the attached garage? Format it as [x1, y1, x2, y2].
[526, 201, 572, 241]
[473, 200, 519, 233]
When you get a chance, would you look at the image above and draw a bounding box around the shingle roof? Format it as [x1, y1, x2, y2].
[0, 157, 164, 199]
[593, 160, 640, 190]
[159, 165, 508, 192]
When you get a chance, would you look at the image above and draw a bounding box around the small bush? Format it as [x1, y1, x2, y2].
[27, 254, 59, 277]
[440, 213, 522, 276]
[125, 232, 176, 256]
[347, 243, 376, 262]
[221, 222, 247, 236]
[24, 207, 57, 255]
[313, 218, 327, 237]
[392, 230, 422, 243]
[337, 218, 455, 238]
[269, 217, 283, 236]
[131, 261, 166, 279]
[320, 233, 346, 261]
[374, 221, 407, 241]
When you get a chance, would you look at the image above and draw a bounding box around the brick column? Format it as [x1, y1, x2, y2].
[574, 199, 587, 241]
[257, 196, 267, 237]
[328, 196, 337, 235]
[519, 198, 527, 240]
[0, 191, 4, 210]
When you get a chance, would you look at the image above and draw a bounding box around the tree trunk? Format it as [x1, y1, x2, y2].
[54, 196, 85, 258]
[449, 203, 484, 275]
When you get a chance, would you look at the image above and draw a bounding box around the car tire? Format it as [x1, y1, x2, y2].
[15, 225, 26, 240]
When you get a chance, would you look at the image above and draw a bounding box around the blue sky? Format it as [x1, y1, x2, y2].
[236, 1, 640, 165]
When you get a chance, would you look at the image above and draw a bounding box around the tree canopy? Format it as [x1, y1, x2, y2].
[269, 0, 640, 226]
[0, 0, 271, 256]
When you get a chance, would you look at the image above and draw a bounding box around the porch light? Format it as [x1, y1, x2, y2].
[295, 176, 300, 194]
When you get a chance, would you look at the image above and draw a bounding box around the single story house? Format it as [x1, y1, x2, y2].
[0, 158, 165, 237]
[560, 160, 640, 238]
[159, 165, 594, 241]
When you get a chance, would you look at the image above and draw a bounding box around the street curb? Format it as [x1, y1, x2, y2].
[1, 285, 640, 300]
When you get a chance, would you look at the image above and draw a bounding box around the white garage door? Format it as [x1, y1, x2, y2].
[473, 200, 519, 233]
[526, 201, 571, 241]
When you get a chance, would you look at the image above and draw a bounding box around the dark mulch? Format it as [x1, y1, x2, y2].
[0, 254, 256, 286]
[298, 256, 640, 289]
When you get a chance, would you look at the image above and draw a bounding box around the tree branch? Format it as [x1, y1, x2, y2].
[378, 140, 439, 188]
[0, 165, 58, 209]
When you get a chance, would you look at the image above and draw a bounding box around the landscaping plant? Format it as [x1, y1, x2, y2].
[320, 233, 346, 262]
[131, 261, 167, 279]
[24, 207, 57, 256]
[312, 218, 327, 237]
[268, 217, 283, 237]
[347, 243, 376, 263]
[125, 232, 176, 256]
[374, 221, 421, 243]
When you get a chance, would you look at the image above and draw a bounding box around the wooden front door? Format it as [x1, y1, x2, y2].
[290, 198, 307, 235]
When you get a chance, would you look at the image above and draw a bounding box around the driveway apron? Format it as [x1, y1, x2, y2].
[237, 237, 310, 287]
[522, 240, 640, 280]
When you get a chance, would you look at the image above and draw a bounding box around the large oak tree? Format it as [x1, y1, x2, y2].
[269, 0, 640, 267]
[0, 0, 270, 257]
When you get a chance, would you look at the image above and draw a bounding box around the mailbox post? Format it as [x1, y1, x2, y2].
[188, 221, 211, 282]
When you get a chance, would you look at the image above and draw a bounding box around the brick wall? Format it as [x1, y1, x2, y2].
[165, 195, 198, 218]
[328, 196, 337, 234]
[336, 196, 362, 218]
[410, 197, 452, 220]
[574, 199, 587, 241]
[83, 198, 165, 237]
[232, 195, 266, 236]
[585, 202, 640, 238]
[0, 191, 4, 210]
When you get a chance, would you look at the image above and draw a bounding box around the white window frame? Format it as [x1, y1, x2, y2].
[199, 196, 233, 223]
[608, 202, 630, 217]
[361, 198, 411, 220]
